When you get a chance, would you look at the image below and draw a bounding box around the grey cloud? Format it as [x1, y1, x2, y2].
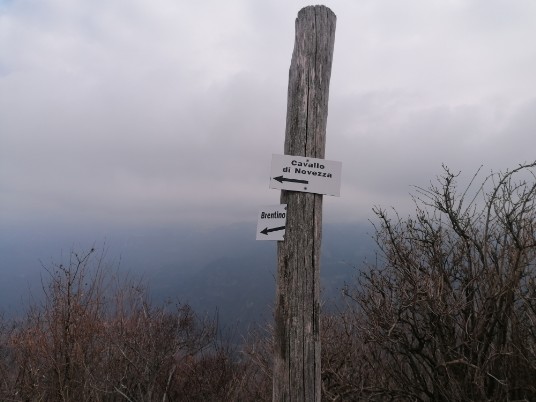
[2, 0, 536, 229]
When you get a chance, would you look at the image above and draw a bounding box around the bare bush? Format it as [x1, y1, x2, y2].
[3, 248, 245, 401]
[0, 314, 15, 399]
[241, 325, 274, 401]
[340, 162, 536, 401]
[9, 249, 108, 400]
[321, 308, 387, 401]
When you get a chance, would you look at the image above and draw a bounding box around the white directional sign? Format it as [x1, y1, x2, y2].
[256, 204, 287, 241]
[269, 154, 342, 196]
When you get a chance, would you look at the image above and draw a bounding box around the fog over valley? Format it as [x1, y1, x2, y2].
[2, 0, 536, 337]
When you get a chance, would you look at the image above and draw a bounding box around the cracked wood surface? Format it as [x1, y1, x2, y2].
[273, 6, 336, 402]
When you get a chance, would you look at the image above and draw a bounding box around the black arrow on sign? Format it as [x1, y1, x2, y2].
[260, 226, 286, 235]
[273, 176, 309, 185]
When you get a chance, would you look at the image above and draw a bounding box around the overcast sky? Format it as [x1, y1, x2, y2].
[2, 0, 536, 231]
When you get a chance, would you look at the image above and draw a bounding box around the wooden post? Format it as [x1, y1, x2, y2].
[273, 5, 336, 402]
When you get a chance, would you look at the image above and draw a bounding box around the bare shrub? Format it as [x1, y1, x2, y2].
[321, 308, 388, 401]
[241, 325, 274, 401]
[0, 314, 15, 399]
[5, 247, 244, 401]
[340, 162, 536, 401]
[9, 249, 108, 401]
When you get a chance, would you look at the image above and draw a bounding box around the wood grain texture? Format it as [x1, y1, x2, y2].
[273, 6, 336, 402]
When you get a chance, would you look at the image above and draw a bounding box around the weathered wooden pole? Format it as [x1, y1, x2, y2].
[273, 5, 336, 402]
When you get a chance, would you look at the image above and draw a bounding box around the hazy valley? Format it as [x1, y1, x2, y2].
[1, 221, 375, 330]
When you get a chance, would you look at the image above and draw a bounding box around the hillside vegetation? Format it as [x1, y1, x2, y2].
[2, 162, 536, 401]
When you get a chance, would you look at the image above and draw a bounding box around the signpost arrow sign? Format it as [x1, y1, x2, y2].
[260, 225, 286, 235]
[273, 176, 309, 185]
[256, 204, 287, 241]
[270, 154, 342, 196]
